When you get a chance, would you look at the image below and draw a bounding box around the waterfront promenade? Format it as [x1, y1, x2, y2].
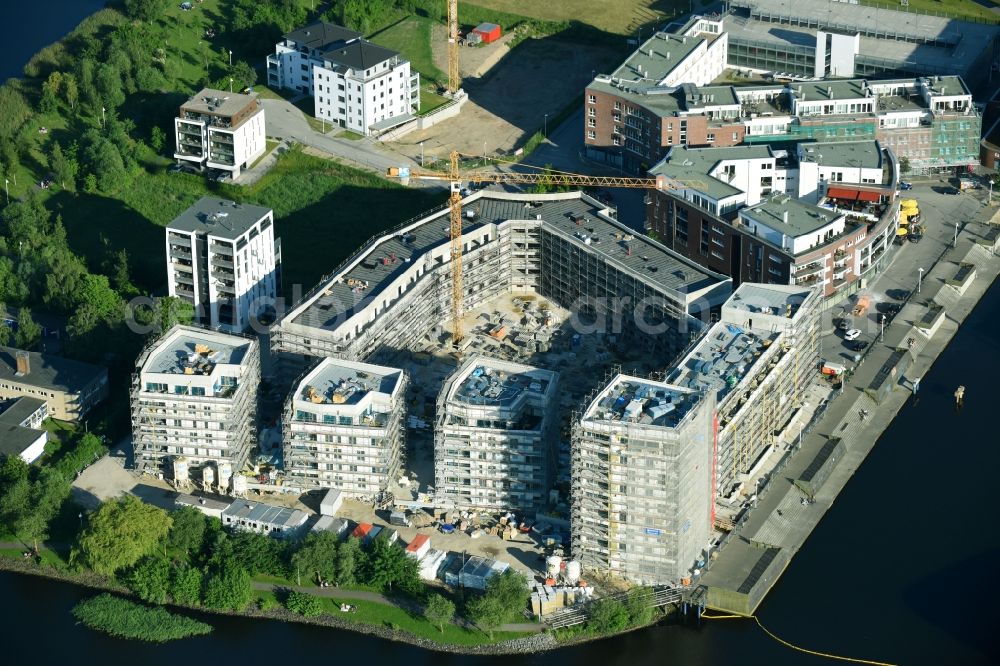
[698, 183, 1000, 615]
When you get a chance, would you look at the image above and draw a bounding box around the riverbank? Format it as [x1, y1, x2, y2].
[699, 199, 1000, 616]
[0, 553, 563, 654]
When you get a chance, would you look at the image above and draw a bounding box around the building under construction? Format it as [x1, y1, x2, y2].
[572, 375, 716, 586]
[271, 191, 732, 375]
[283, 358, 407, 495]
[435, 356, 559, 513]
[131, 325, 259, 490]
[670, 283, 820, 502]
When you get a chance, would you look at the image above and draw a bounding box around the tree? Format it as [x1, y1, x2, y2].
[78, 495, 173, 575]
[365, 534, 420, 594]
[95, 64, 126, 111]
[88, 139, 128, 193]
[203, 562, 253, 610]
[291, 531, 338, 585]
[285, 590, 323, 617]
[149, 126, 165, 153]
[230, 61, 257, 91]
[424, 593, 455, 633]
[899, 156, 911, 175]
[230, 530, 288, 578]
[126, 555, 171, 603]
[335, 536, 361, 586]
[63, 74, 78, 110]
[587, 597, 629, 634]
[0, 462, 31, 533]
[123, 0, 166, 22]
[0, 84, 31, 140]
[14, 307, 41, 349]
[50, 142, 78, 190]
[0, 320, 9, 347]
[625, 587, 655, 627]
[467, 593, 505, 639]
[170, 564, 203, 606]
[166, 506, 207, 555]
[40, 72, 63, 114]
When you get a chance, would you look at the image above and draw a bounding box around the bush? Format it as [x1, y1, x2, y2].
[72, 594, 212, 642]
[587, 597, 629, 634]
[285, 590, 324, 617]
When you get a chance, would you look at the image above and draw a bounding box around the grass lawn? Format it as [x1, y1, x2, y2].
[461, 0, 675, 34]
[49, 146, 440, 296]
[337, 130, 365, 141]
[370, 17, 446, 85]
[418, 88, 451, 116]
[0, 546, 68, 569]
[250, 140, 280, 168]
[859, 0, 999, 22]
[309, 595, 529, 645]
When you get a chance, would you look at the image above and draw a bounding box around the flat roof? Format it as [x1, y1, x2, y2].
[181, 88, 257, 117]
[144, 326, 251, 376]
[451, 357, 555, 408]
[649, 144, 776, 199]
[741, 194, 842, 237]
[671, 321, 779, 403]
[0, 396, 46, 426]
[297, 358, 402, 405]
[585, 375, 699, 428]
[284, 21, 361, 50]
[804, 141, 883, 169]
[167, 197, 271, 240]
[796, 80, 867, 103]
[727, 283, 813, 319]
[0, 346, 106, 394]
[723, 2, 998, 74]
[222, 500, 308, 528]
[612, 31, 704, 84]
[286, 192, 725, 334]
[175, 493, 231, 511]
[0, 423, 44, 457]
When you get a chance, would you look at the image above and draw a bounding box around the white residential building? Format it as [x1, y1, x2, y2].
[131, 325, 260, 488]
[266, 21, 420, 136]
[174, 88, 265, 179]
[435, 356, 559, 513]
[166, 198, 280, 333]
[283, 358, 407, 495]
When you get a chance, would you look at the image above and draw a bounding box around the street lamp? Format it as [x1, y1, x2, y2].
[3, 178, 8, 205]
[544, 113, 548, 139]
[420, 141, 424, 167]
[917, 267, 924, 293]
[880, 313, 885, 341]
[953, 220, 959, 248]
[228, 49, 232, 67]
[229, 77, 233, 93]
[101, 106, 106, 127]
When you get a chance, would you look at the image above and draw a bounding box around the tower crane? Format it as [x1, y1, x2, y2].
[447, 0, 460, 94]
[387, 151, 696, 344]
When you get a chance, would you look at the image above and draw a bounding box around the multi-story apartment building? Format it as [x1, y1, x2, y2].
[646, 142, 900, 301]
[173, 88, 265, 179]
[585, 12, 983, 173]
[283, 358, 407, 495]
[572, 377, 715, 585]
[434, 356, 559, 513]
[670, 283, 820, 500]
[0, 346, 108, 421]
[266, 21, 420, 136]
[131, 325, 259, 486]
[272, 191, 731, 380]
[166, 197, 280, 333]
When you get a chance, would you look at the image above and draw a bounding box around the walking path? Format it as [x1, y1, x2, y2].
[699, 184, 1000, 614]
[251, 581, 543, 632]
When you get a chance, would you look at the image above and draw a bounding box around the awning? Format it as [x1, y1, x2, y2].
[898, 217, 909, 226]
[897, 227, 909, 236]
[900, 199, 918, 208]
[857, 190, 881, 202]
[826, 186, 858, 200]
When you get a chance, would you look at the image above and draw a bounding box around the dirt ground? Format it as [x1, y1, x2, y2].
[395, 36, 620, 158]
[460, 0, 671, 35]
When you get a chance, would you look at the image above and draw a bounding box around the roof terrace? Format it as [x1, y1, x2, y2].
[297, 358, 402, 412]
[145, 328, 250, 376]
[585, 376, 699, 429]
[452, 358, 554, 408]
[671, 322, 780, 404]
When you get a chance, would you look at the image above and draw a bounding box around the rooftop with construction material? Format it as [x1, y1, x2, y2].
[583, 376, 702, 429]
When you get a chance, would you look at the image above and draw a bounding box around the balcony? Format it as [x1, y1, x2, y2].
[210, 242, 233, 256]
[794, 261, 824, 277]
[169, 246, 192, 260]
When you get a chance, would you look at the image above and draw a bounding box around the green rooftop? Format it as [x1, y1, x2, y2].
[649, 145, 776, 200]
[803, 141, 883, 169]
[740, 194, 842, 238]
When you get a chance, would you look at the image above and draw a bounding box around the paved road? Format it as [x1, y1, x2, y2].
[699, 180, 1000, 610]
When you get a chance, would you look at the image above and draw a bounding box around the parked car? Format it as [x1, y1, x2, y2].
[899, 181, 913, 191]
[908, 233, 923, 243]
[844, 328, 862, 341]
[847, 340, 866, 352]
[836, 318, 850, 330]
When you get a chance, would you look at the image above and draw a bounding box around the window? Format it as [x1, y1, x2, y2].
[613, 136, 621, 146]
[587, 130, 596, 139]
[587, 117, 596, 127]
[588, 94, 596, 103]
[707, 133, 715, 142]
[588, 107, 596, 117]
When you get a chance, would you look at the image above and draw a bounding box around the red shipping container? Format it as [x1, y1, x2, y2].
[473, 22, 501, 44]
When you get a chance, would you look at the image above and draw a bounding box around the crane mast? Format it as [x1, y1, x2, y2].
[387, 152, 689, 344]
